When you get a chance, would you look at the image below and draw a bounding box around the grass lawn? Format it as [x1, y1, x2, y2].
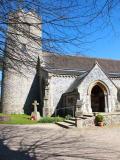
[0, 114, 64, 124]
[0, 114, 38, 124]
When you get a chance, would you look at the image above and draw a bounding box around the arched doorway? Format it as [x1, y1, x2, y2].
[91, 85, 105, 112]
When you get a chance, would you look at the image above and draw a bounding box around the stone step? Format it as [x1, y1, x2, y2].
[69, 117, 83, 121]
[79, 116, 88, 119]
[64, 119, 76, 125]
[70, 116, 87, 120]
[56, 121, 75, 129]
[56, 115, 95, 128]
[83, 114, 94, 117]
[69, 117, 76, 121]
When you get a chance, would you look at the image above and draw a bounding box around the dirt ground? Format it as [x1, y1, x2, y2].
[0, 124, 120, 160]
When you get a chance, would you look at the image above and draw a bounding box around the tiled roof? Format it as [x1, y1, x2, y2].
[43, 53, 120, 74]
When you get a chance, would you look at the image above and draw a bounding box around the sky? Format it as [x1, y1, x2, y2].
[80, 21, 120, 60]
[78, 2, 120, 60]
[42, 0, 120, 60]
[59, 4, 120, 60]
[77, 28, 120, 60]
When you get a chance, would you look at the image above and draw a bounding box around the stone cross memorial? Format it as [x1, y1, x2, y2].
[33, 100, 39, 113]
[31, 100, 41, 121]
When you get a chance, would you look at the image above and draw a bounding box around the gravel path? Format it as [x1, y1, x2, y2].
[0, 124, 120, 160]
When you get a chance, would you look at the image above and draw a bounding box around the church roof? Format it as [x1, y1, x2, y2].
[43, 53, 120, 76]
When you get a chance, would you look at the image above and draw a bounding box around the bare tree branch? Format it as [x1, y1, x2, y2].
[0, 0, 119, 72]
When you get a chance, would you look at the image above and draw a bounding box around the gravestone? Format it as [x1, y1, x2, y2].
[31, 100, 41, 120]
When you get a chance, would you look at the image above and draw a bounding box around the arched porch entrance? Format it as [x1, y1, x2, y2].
[88, 81, 109, 113]
[91, 85, 105, 112]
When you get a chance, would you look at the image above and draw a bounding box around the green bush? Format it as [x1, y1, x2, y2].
[65, 114, 72, 120]
[95, 114, 104, 122]
[39, 116, 64, 123]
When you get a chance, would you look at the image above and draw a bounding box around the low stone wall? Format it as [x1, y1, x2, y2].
[76, 117, 95, 128]
[103, 112, 120, 126]
[76, 112, 120, 128]
[82, 117, 95, 127]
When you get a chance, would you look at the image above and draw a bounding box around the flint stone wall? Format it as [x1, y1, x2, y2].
[77, 112, 120, 128]
[2, 11, 41, 114]
[103, 112, 120, 125]
[78, 64, 118, 113]
[49, 75, 76, 114]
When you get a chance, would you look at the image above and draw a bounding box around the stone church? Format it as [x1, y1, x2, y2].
[1, 10, 120, 116]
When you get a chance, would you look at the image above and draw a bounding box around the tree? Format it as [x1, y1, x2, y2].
[0, 0, 119, 70]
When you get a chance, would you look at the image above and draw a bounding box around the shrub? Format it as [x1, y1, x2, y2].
[95, 114, 104, 122]
[65, 114, 72, 120]
[39, 116, 64, 123]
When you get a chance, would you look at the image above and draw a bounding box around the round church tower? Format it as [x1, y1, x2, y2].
[2, 10, 42, 114]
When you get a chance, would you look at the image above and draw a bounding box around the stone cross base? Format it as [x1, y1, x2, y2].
[43, 107, 50, 116]
[31, 111, 41, 121]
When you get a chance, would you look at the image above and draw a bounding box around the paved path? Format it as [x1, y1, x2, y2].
[0, 124, 120, 160]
